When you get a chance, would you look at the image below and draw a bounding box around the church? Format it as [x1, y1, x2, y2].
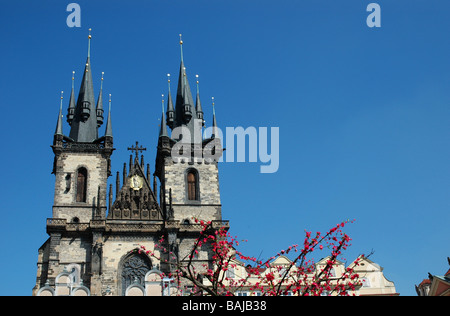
[32, 32, 398, 297]
[32, 32, 226, 296]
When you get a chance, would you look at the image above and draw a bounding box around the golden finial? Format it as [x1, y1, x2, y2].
[87, 28, 92, 58]
[179, 34, 184, 62]
[60, 91, 64, 115]
[100, 72, 105, 89]
[167, 74, 171, 93]
[161, 94, 165, 113]
[196, 74, 200, 95]
[212, 96, 215, 115]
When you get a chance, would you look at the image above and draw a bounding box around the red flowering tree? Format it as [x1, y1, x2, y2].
[138, 219, 364, 296]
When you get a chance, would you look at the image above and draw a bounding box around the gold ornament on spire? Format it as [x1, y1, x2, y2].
[87, 28, 92, 58]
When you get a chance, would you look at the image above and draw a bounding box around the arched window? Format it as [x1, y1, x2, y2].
[187, 170, 198, 201]
[76, 167, 87, 202]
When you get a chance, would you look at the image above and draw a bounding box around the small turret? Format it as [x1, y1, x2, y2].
[182, 68, 192, 122]
[195, 74, 204, 126]
[104, 94, 113, 140]
[166, 74, 175, 129]
[211, 97, 218, 139]
[80, 62, 92, 121]
[160, 95, 169, 139]
[67, 71, 76, 125]
[55, 91, 64, 137]
[96, 72, 104, 127]
[101, 93, 114, 159]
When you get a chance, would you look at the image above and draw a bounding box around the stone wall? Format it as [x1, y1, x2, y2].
[163, 158, 222, 222]
[53, 151, 108, 222]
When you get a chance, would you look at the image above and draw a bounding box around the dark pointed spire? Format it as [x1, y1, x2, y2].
[105, 94, 113, 138]
[172, 34, 203, 144]
[212, 97, 218, 139]
[67, 71, 76, 125]
[166, 74, 175, 129]
[195, 74, 204, 126]
[96, 72, 104, 127]
[182, 66, 193, 121]
[175, 35, 195, 126]
[159, 95, 169, 138]
[68, 28, 99, 143]
[55, 91, 64, 136]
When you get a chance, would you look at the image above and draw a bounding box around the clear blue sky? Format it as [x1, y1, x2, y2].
[0, 0, 449, 296]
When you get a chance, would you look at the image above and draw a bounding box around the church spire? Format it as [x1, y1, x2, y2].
[175, 35, 195, 122]
[160, 94, 169, 138]
[195, 74, 204, 126]
[166, 74, 175, 129]
[55, 91, 64, 136]
[96, 72, 104, 127]
[211, 97, 218, 139]
[68, 28, 99, 143]
[182, 67, 193, 121]
[67, 71, 76, 125]
[105, 94, 113, 138]
[173, 35, 199, 143]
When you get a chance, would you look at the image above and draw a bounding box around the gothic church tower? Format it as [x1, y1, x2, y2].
[33, 33, 227, 296]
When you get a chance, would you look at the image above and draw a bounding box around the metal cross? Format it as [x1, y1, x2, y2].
[127, 141, 146, 159]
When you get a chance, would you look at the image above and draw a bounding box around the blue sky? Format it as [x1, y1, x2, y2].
[0, 0, 449, 296]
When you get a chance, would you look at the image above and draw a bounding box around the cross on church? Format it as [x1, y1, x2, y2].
[127, 141, 146, 159]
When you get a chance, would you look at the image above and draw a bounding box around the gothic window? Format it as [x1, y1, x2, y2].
[120, 252, 152, 296]
[76, 167, 87, 202]
[187, 169, 199, 201]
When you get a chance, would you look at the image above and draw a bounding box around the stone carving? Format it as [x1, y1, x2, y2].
[121, 254, 152, 296]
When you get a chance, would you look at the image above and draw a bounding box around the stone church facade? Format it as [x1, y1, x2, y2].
[32, 34, 226, 296]
[32, 33, 398, 297]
